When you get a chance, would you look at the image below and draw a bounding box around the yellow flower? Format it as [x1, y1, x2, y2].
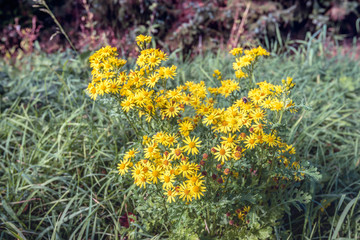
[178, 161, 195, 177]
[265, 133, 278, 147]
[169, 144, 184, 160]
[162, 102, 180, 118]
[121, 97, 135, 112]
[182, 136, 202, 155]
[220, 133, 239, 148]
[179, 121, 194, 134]
[131, 165, 144, 181]
[190, 181, 206, 200]
[163, 65, 177, 79]
[164, 188, 177, 203]
[250, 108, 265, 123]
[186, 172, 204, 186]
[148, 165, 162, 184]
[86, 82, 98, 100]
[117, 159, 130, 176]
[214, 144, 231, 162]
[244, 134, 257, 149]
[160, 172, 175, 190]
[178, 182, 192, 202]
[96, 81, 110, 96]
[145, 73, 159, 88]
[124, 148, 138, 160]
[147, 52, 161, 69]
[229, 47, 243, 56]
[144, 142, 160, 159]
[135, 175, 150, 189]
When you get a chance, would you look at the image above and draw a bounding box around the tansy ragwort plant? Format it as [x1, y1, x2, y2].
[86, 35, 318, 239]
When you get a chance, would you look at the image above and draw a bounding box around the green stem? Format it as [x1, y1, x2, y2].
[39, 0, 77, 53]
[123, 110, 141, 138]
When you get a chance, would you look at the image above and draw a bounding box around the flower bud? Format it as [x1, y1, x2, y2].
[212, 173, 217, 180]
[202, 153, 209, 159]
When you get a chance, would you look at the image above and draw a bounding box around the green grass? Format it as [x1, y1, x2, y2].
[1, 36, 359, 239]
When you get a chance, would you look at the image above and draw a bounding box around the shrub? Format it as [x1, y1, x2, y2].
[85, 35, 320, 238]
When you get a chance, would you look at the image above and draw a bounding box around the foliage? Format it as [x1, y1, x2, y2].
[0, 35, 359, 239]
[1, 0, 360, 58]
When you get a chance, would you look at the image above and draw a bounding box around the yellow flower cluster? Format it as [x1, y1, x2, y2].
[87, 35, 303, 203]
[230, 46, 270, 79]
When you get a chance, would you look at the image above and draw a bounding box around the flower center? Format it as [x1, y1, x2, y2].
[152, 171, 159, 177]
[181, 165, 189, 171]
[175, 149, 181, 156]
[219, 149, 226, 155]
[189, 142, 195, 148]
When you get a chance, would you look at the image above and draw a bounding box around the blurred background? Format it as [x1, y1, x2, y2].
[1, 0, 360, 59]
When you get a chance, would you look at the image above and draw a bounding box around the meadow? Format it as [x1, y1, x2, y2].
[1, 33, 359, 239]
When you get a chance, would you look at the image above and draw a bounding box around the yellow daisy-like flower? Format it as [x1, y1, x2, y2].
[144, 142, 159, 159]
[220, 133, 239, 148]
[96, 80, 110, 96]
[179, 121, 194, 134]
[164, 188, 177, 203]
[178, 161, 195, 177]
[244, 134, 257, 149]
[131, 165, 144, 181]
[145, 73, 159, 88]
[162, 102, 180, 118]
[148, 165, 161, 184]
[169, 144, 184, 160]
[178, 182, 193, 202]
[121, 97, 135, 112]
[117, 159, 130, 176]
[135, 175, 150, 189]
[190, 181, 206, 200]
[124, 148, 138, 160]
[160, 172, 175, 190]
[265, 133, 279, 147]
[214, 144, 231, 162]
[107, 79, 121, 94]
[186, 172, 204, 186]
[182, 136, 202, 155]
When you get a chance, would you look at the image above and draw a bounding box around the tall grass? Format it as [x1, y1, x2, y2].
[1, 35, 359, 239]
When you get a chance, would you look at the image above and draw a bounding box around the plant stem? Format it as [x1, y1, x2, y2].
[38, 0, 77, 53]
